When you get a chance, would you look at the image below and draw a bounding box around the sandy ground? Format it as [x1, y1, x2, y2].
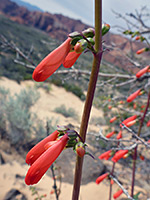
[0, 77, 103, 132]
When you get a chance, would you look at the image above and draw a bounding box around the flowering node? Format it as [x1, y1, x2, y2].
[102, 24, 110, 36]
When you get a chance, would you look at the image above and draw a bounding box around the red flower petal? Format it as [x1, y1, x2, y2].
[63, 51, 81, 68]
[120, 115, 137, 127]
[25, 134, 69, 185]
[112, 150, 128, 163]
[106, 131, 115, 138]
[32, 38, 71, 82]
[113, 189, 123, 199]
[26, 130, 59, 165]
[127, 89, 141, 102]
[98, 150, 112, 160]
[96, 173, 109, 184]
[136, 65, 149, 78]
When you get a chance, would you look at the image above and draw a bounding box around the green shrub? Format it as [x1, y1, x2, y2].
[54, 104, 78, 119]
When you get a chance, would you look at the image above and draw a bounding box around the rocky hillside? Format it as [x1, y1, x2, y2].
[0, 0, 149, 70]
[0, 0, 89, 41]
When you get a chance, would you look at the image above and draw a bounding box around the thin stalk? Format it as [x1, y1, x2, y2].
[109, 162, 115, 200]
[72, 1, 102, 199]
[131, 89, 150, 197]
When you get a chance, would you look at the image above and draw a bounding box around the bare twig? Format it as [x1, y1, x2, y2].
[109, 175, 135, 200]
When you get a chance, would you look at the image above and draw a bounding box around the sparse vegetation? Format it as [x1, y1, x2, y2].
[54, 104, 78, 119]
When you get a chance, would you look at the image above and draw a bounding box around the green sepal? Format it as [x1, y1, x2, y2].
[71, 36, 83, 46]
[123, 30, 133, 35]
[102, 24, 110, 36]
[131, 31, 140, 38]
[87, 37, 95, 45]
[82, 28, 95, 38]
[69, 31, 81, 38]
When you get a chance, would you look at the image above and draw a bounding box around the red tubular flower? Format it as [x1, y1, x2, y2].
[110, 116, 117, 123]
[106, 131, 115, 138]
[136, 65, 149, 78]
[112, 150, 128, 163]
[116, 130, 122, 139]
[26, 130, 59, 165]
[32, 38, 72, 82]
[127, 89, 141, 102]
[113, 189, 123, 199]
[96, 173, 109, 184]
[136, 48, 146, 54]
[98, 150, 112, 160]
[25, 134, 69, 185]
[62, 51, 82, 68]
[120, 115, 137, 127]
[147, 120, 150, 127]
[126, 119, 137, 127]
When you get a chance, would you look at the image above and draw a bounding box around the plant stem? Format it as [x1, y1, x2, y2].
[72, 1, 102, 199]
[109, 162, 115, 200]
[131, 89, 150, 197]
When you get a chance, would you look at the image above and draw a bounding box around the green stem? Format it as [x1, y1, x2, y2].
[72, 1, 102, 199]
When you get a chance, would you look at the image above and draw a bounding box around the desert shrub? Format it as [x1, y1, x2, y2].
[0, 86, 59, 146]
[0, 87, 9, 138]
[54, 104, 78, 119]
[50, 78, 86, 100]
[35, 82, 52, 93]
[5, 88, 40, 145]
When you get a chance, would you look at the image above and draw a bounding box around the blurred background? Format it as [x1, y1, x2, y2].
[0, 0, 150, 199]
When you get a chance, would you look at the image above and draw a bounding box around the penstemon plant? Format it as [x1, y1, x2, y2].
[24, 0, 150, 199]
[25, 1, 104, 199]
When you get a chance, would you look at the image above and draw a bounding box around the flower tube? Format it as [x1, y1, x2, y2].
[26, 130, 59, 165]
[127, 89, 141, 103]
[96, 173, 109, 184]
[25, 134, 69, 185]
[32, 38, 72, 82]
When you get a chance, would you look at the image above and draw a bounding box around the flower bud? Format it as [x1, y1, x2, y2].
[102, 24, 110, 36]
[136, 47, 150, 54]
[74, 39, 87, 53]
[82, 28, 95, 38]
[110, 116, 117, 123]
[75, 142, 85, 157]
